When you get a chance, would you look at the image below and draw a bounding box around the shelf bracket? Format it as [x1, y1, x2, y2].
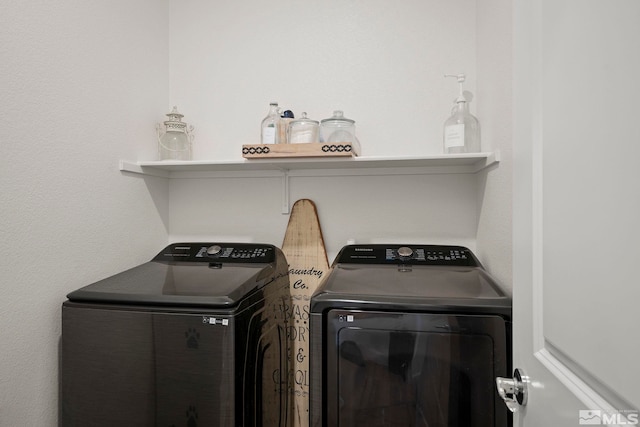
[281, 170, 290, 214]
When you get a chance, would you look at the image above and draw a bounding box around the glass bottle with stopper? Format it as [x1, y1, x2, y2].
[261, 102, 281, 144]
[443, 74, 480, 154]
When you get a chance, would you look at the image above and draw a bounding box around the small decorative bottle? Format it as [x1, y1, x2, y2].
[443, 74, 480, 154]
[261, 102, 280, 144]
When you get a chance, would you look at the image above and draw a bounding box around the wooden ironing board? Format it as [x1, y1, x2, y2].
[281, 199, 330, 427]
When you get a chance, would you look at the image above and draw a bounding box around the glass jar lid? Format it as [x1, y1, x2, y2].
[320, 110, 355, 125]
[290, 112, 319, 127]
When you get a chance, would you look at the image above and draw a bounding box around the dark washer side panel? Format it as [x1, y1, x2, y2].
[61, 306, 234, 427]
[61, 308, 156, 426]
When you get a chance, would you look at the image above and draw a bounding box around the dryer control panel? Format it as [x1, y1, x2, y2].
[154, 243, 276, 263]
[335, 244, 480, 267]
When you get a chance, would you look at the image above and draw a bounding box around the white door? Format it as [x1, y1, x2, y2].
[511, 0, 640, 425]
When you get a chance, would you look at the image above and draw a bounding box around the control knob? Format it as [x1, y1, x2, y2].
[397, 246, 414, 259]
[207, 245, 223, 256]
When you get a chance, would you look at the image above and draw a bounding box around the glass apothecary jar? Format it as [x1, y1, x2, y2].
[288, 112, 319, 144]
[320, 110, 356, 143]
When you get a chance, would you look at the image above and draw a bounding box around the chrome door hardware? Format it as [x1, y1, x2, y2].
[496, 369, 529, 412]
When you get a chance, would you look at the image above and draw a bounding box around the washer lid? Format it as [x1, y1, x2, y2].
[311, 244, 511, 316]
[319, 264, 505, 299]
[66, 243, 278, 307]
[312, 264, 511, 316]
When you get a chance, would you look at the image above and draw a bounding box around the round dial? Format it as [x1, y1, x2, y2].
[206, 245, 223, 256]
[397, 246, 414, 258]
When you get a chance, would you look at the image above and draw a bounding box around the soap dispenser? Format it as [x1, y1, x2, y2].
[443, 74, 480, 153]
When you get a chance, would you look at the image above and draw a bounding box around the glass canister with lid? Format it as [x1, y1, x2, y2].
[320, 110, 356, 143]
[288, 112, 319, 144]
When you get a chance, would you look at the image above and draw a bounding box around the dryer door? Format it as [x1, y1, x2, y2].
[323, 310, 509, 427]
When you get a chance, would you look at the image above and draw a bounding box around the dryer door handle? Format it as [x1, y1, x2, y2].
[496, 369, 529, 412]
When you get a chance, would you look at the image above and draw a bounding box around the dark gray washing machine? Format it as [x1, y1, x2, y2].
[310, 244, 512, 427]
[61, 243, 291, 427]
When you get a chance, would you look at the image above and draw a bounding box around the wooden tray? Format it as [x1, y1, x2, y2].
[242, 141, 360, 159]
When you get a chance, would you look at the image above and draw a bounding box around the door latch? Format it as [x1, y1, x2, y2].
[496, 369, 529, 412]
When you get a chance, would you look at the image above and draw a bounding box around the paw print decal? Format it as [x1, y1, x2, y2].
[185, 328, 200, 349]
[187, 405, 198, 427]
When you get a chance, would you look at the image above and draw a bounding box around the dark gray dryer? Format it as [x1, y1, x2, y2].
[310, 244, 512, 427]
[61, 242, 291, 427]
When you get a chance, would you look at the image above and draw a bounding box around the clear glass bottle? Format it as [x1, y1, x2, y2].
[261, 102, 280, 144]
[443, 99, 480, 153]
[443, 74, 480, 153]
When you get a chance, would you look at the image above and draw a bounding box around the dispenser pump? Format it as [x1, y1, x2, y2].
[443, 73, 480, 154]
[445, 74, 468, 104]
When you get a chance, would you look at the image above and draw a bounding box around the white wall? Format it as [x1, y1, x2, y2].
[169, 0, 477, 159]
[0, 1, 170, 425]
[168, 172, 480, 262]
[475, 0, 513, 287]
[166, 0, 512, 288]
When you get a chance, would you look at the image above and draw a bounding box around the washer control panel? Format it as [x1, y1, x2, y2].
[336, 244, 479, 267]
[154, 243, 276, 263]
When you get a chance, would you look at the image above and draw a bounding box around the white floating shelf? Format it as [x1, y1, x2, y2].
[119, 152, 499, 179]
